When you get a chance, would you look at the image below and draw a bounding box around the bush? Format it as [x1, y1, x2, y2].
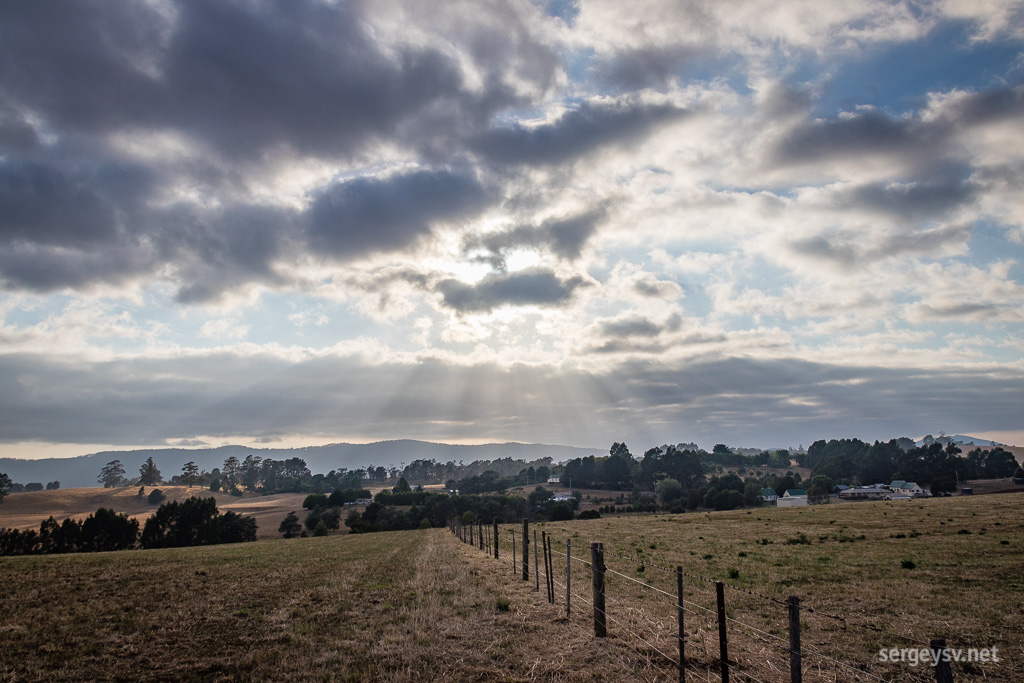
[901, 559, 916, 570]
[279, 511, 302, 538]
[577, 509, 601, 520]
[148, 489, 166, 505]
[549, 504, 574, 521]
[313, 520, 329, 537]
[209, 478, 220, 492]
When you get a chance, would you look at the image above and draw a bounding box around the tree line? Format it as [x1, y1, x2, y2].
[0, 497, 256, 556]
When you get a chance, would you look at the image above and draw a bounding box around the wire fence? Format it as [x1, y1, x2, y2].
[449, 518, 960, 683]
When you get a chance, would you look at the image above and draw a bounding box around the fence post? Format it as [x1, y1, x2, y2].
[522, 519, 530, 581]
[479, 522, 484, 551]
[547, 535, 555, 603]
[534, 530, 540, 590]
[541, 531, 550, 599]
[494, 520, 499, 560]
[931, 639, 954, 683]
[788, 596, 801, 683]
[716, 581, 730, 683]
[592, 542, 607, 637]
[677, 566, 685, 683]
[566, 538, 571, 617]
[512, 529, 517, 575]
[469, 521, 474, 547]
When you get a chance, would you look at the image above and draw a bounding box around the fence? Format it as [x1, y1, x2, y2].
[448, 518, 958, 683]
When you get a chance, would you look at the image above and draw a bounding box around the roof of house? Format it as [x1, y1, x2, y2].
[890, 481, 919, 490]
[759, 488, 777, 497]
[784, 489, 807, 497]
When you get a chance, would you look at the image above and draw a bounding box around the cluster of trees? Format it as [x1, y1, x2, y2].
[0, 508, 139, 555]
[806, 439, 1020, 488]
[0, 475, 60, 498]
[0, 497, 256, 556]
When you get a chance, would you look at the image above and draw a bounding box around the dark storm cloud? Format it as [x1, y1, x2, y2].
[599, 313, 682, 338]
[308, 169, 491, 258]
[437, 268, 588, 312]
[467, 207, 607, 265]
[471, 100, 690, 166]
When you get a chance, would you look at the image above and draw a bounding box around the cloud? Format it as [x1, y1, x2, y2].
[471, 99, 691, 167]
[437, 268, 588, 312]
[467, 207, 607, 264]
[307, 169, 491, 259]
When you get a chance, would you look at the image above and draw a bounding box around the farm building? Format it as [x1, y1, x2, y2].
[838, 486, 888, 501]
[759, 488, 778, 504]
[889, 481, 929, 497]
[777, 489, 808, 507]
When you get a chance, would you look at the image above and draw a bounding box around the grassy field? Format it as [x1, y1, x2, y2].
[494, 493, 1024, 681]
[0, 487, 312, 541]
[1, 491, 1021, 681]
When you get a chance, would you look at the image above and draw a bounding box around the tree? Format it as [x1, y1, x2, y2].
[0, 473, 11, 503]
[25, 482, 43, 492]
[148, 489, 166, 505]
[930, 477, 957, 497]
[656, 478, 684, 505]
[139, 457, 161, 486]
[46, 481, 60, 490]
[393, 477, 412, 493]
[180, 461, 200, 488]
[279, 511, 302, 538]
[240, 455, 262, 491]
[221, 456, 240, 489]
[98, 460, 126, 488]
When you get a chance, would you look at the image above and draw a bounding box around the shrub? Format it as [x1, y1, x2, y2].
[313, 520, 329, 537]
[278, 511, 302, 538]
[901, 559, 916, 570]
[148, 489, 166, 505]
[209, 478, 220, 492]
[577, 509, 601, 520]
[495, 597, 511, 612]
[728, 568, 740, 579]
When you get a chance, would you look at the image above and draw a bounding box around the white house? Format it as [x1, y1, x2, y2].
[889, 481, 928, 497]
[759, 488, 778, 504]
[547, 476, 561, 484]
[777, 489, 808, 507]
[552, 492, 575, 502]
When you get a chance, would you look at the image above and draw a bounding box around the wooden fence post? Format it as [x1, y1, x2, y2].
[494, 520, 499, 560]
[716, 581, 730, 683]
[677, 566, 685, 683]
[469, 521, 473, 546]
[566, 538, 571, 617]
[512, 529, 516, 575]
[479, 522, 484, 551]
[592, 542, 607, 637]
[547, 535, 555, 603]
[542, 531, 550, 599]
[534, 530, 540, 591]
[931, 639, 954, 683]
[788, 596, 801, 683]
[522, 519, 529, 582]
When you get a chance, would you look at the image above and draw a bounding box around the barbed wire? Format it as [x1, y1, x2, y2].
[451, 524, 938, 680]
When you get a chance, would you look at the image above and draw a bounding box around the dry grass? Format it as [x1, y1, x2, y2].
[0, 529, 657, 682]
[2, 490, 1022, 681]
[495, 493, 1024, 681]
[0, 487, 314, 541]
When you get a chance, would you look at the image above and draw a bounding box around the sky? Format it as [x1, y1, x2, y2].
[2, 0, 1024, 460]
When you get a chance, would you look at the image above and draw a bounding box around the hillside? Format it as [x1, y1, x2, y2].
[0, 440, 597, 488]
[0, 486, 310, 541]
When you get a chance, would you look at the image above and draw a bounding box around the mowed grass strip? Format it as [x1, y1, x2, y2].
[0, 529, 650, 682]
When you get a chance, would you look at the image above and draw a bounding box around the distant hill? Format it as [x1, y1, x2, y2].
[0, 440, 598, 488]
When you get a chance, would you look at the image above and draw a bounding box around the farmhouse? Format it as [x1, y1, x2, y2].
[889, 481, 928, 498]
[777, 489, 808, 507]
[552, 492, 575, 502]
[838, 485, 888, 501]
[759, 488, 778, 504]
